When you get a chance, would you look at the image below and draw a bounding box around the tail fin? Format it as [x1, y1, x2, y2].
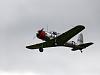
[77, 33, 83, 45]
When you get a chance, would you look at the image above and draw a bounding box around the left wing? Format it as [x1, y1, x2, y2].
[56, 25, 85, 46]
[26, 25, 85, 49]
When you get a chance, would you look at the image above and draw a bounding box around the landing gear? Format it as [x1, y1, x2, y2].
[80, 50, 83, 53]
[54, 38, 58, 46]
[39, 47, 43, 52]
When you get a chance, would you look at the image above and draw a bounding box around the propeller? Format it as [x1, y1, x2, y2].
[33, 35, 37, 40]
[36, 28, 44, 38]
[39, 28, 44, 32]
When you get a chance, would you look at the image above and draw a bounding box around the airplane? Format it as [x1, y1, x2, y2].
[26, 25, 93, 53]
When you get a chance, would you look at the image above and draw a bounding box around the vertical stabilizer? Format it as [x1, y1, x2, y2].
[77, 33, 83, 45]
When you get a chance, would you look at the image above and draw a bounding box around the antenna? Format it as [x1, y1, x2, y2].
[47, 26, 48, 32]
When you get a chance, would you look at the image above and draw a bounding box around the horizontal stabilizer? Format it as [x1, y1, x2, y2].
[78, 42, 94, 49]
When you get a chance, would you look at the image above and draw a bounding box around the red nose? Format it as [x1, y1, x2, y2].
[37, 30, 46, 40]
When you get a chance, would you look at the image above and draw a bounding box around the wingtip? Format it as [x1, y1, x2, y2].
[77, 25, 85, 28]
[26, 45, 35, 49]
[91, 42, 94, 45]
[88, 42, 94, 46]
[26, 46, 28, 48]
[26, 46, 30, 49]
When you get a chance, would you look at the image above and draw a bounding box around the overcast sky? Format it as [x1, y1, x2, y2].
[0, 0, 100, 75]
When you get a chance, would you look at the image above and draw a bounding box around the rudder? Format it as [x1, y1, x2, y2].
[77, 33, 83, 45]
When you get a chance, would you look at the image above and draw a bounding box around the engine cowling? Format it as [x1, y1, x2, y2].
[37, 31, 46, 39]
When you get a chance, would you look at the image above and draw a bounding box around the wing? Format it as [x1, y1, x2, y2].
[78, 42, 94, 49]
[56, 25, 85, 46]
[26, 40, 56, 49]
[26, 25, 85, 49]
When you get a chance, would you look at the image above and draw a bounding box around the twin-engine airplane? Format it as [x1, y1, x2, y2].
[26, 25, 93, 53]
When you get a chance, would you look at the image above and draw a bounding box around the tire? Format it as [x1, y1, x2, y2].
[39, 47, 43, 52]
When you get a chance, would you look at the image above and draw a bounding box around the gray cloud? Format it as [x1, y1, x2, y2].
[0, 0, 100, 75]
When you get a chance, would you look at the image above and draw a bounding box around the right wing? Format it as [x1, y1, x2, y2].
[26, 40, 56, 49]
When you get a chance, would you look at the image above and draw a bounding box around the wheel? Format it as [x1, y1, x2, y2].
[80, 50, 83, 53]
[39, 47, 43, 52]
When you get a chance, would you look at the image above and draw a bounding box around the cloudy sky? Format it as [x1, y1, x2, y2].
[0, 0, 100, 75]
